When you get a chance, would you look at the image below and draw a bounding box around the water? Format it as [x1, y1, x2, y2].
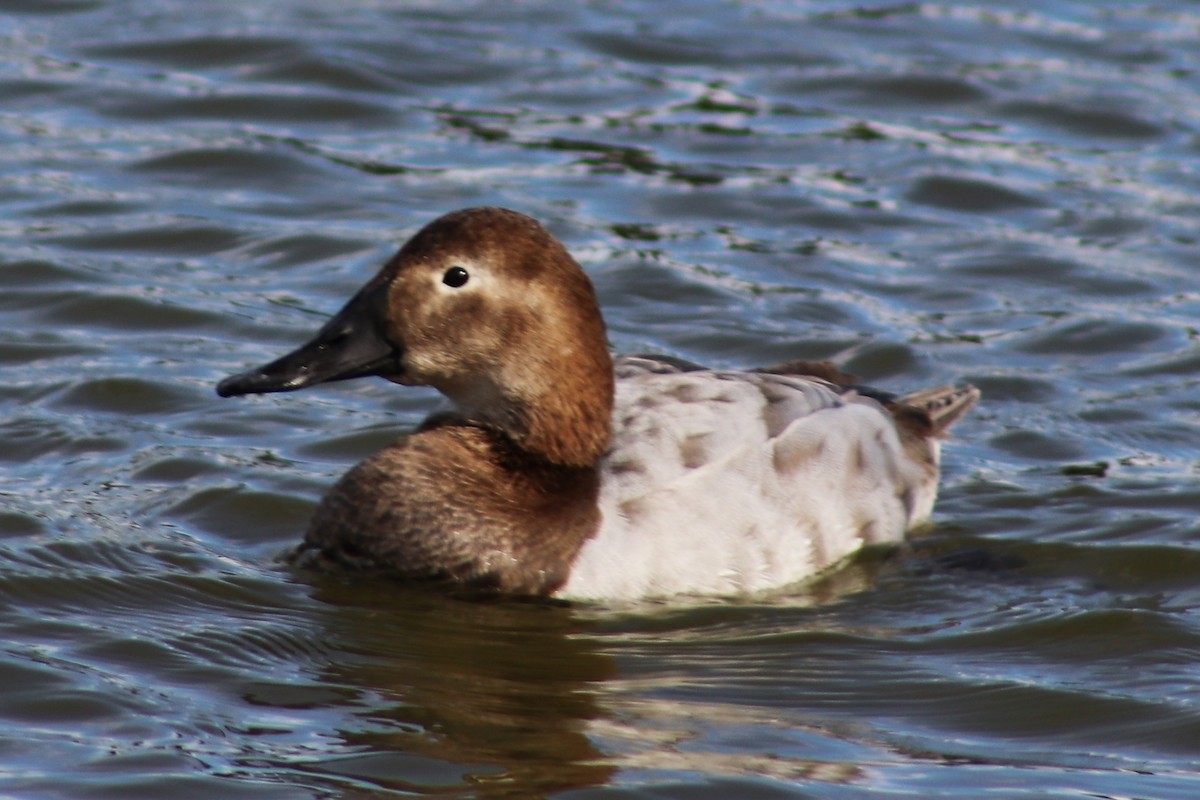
[2, 0, 1200, 796]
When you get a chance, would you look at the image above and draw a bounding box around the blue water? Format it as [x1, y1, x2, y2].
[2, 1, 1200, 797]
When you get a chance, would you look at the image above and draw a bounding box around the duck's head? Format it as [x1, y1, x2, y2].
[217, 207, 614, 466]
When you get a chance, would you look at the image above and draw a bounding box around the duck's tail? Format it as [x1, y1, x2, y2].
[756, 360, 980, 436]
[899, 384, 981, 436]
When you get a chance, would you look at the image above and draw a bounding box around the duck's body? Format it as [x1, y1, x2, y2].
[218, 207, 978, 601]
[563, 356, 955, 600]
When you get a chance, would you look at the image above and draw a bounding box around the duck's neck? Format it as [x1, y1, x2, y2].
[445, 338, 614, 469]
[513, 349, 614, 468]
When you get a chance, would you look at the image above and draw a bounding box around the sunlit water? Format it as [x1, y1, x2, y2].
[3, 1, 1200, 797]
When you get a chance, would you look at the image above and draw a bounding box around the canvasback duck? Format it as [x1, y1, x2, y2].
[217, 207, 978, 601]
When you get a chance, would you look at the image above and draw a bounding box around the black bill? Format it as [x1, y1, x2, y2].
[216, 283, 401, 397]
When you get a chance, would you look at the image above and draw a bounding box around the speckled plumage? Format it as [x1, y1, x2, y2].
[564, 356, 965, 599]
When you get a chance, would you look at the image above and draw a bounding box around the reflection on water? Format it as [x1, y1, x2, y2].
[288, 568, 897, 797]
[300, 581, 616, 796]
[2, 0, 1200, 797]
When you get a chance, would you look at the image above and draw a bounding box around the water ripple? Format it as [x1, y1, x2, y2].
[3, 0, 1200, 797]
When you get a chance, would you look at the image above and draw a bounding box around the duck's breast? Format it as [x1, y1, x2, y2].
[558, 367, 937, 601]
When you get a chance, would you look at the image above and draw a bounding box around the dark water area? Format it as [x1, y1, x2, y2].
[3, 0, 1200, 797]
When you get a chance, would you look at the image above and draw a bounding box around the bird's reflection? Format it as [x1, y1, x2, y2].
[294, 576, 617, 798]
[261, 545, 918, 797]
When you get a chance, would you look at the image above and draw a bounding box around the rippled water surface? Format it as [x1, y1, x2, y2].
[4, 0, 1200, 797]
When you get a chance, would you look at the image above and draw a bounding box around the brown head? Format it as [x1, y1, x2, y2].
[217, 207, 615, 467]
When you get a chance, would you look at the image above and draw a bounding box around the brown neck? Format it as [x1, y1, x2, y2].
[484, 280, 614, 468]
[514, 348, 614, 468]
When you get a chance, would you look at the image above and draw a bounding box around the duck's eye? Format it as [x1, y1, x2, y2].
[442, 266, 470, 288]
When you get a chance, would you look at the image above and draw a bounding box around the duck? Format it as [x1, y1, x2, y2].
[217, 207, 979, 601]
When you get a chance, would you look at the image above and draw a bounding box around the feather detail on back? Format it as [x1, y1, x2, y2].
[559, 356, 974, 600]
